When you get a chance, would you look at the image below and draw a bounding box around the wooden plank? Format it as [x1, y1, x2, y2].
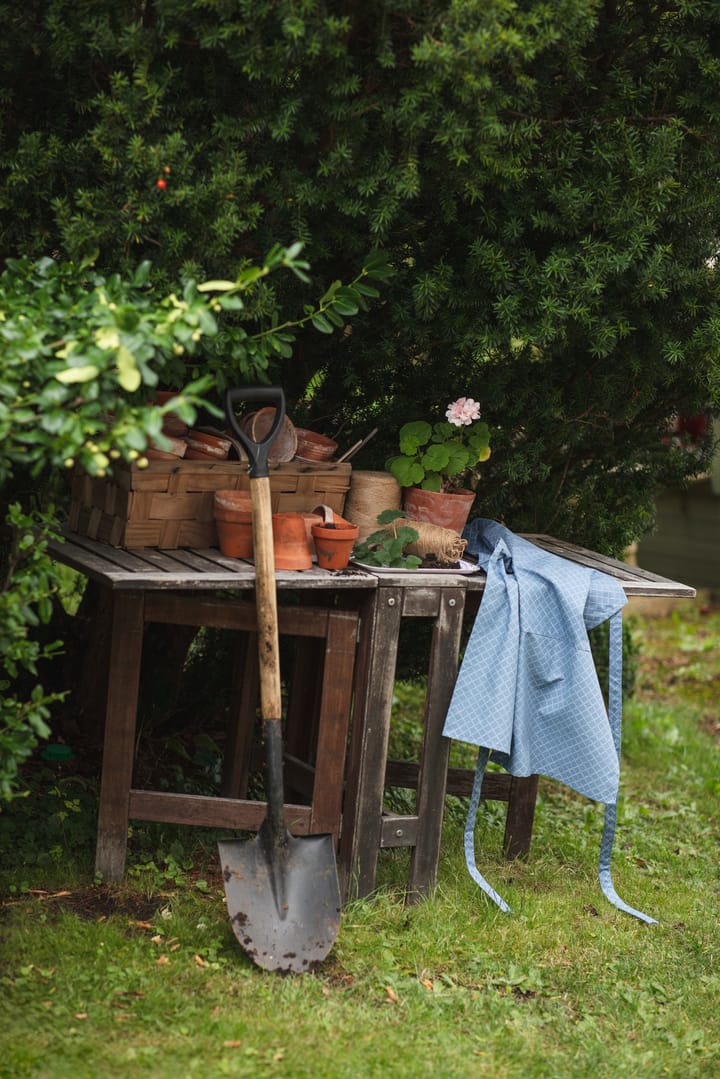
[523, 534, 695, 596]
[143, 592, 331, 637]
[49, 535, 144, 583]
[164, 547, 249, 572]
[128, 790, 312, 832]
[309, 609, 359, 838]
[385, 759, 513, 802]
[95, 591, 145, 882]
[52, 534, 377, 591]
[339, 589, 403, 899]
[407, 586, 466, 902]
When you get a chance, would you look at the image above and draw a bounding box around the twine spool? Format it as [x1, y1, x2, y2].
[344, 470, 402, 541]
[391, 518, 467, 563]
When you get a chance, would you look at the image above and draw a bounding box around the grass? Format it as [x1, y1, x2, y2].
[1, 596, 719, 1078]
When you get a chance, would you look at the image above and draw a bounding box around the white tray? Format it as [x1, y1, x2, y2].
[350, 558, 481, 576]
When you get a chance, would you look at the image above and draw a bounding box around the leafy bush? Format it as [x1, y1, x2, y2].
[0, 246, 386, 797]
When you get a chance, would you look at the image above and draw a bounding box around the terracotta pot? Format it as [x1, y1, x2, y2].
[295, 428, 338, 462]
[185, 430, 232, 460]
[214, 490, 253, 558]
[215, 518, 253, 558]
[214, 490, 252, 521]
[272, 512, 313, 570]
[241, 409, 298, 463]
[311, 520, 360, 571]
[402, 486, 475, 535]
[147, 434, 187, 459]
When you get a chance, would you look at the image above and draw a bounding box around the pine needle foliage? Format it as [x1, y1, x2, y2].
[1, 1, 720, 550]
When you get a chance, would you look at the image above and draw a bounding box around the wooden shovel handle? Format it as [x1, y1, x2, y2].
[250, 476, 282, 722]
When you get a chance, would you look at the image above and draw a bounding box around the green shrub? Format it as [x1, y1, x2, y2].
[0, 246, 386, 797]
[0, 1, 718, 554]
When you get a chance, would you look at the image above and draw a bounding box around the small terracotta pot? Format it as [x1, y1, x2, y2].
[402, 486, 475, 535]
[311, 518, 360, 571]
[295, 428, 338, 462]
[214, 490, 253, 558]
[185, 430, 232, 461]
[241, 409, 298, 462]
[147, 434, 187, 460]
[214, 489, 252, 521]
[216, 518, 253, 558]
[272, 512, 313, 571]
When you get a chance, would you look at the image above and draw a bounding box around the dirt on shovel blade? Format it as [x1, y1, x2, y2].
[218, 834, 341, 975]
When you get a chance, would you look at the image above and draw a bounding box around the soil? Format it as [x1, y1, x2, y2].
[418, 555, 461, 569]
[1, 876, 224, 924]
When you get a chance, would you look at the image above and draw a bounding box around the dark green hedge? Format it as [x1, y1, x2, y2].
[2, 0, 719, 551]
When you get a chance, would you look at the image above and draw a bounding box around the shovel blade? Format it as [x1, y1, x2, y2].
[218, 831, 341, 975]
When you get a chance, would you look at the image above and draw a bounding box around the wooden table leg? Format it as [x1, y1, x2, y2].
[503, 774, 539, 859]
[309, 609, 359, 840]
[339, 588, 402, 900]
[221, 631, 259, 799]
[95, 590, 145, 882]
[407, 586, 466, 902]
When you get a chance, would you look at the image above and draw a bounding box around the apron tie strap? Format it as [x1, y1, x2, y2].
[598, 611, 657, 924]
[463, 611, 657, 923]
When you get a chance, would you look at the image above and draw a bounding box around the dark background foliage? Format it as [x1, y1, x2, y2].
[1, 0, 719, 555]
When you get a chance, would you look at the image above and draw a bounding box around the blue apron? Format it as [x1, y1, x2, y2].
[443, 519, 656, 923]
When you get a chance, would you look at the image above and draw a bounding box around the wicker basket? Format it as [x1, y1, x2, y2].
[68, 459, 352, 549]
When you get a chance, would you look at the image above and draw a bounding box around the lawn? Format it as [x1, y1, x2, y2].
[1, 595, 719, 1078]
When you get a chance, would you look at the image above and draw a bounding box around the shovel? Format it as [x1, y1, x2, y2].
[218, 386, 341, 975]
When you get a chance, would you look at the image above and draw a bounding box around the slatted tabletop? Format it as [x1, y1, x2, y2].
[49, 528, 696, 599]
[48, 530, 378, 591]
[521, 535, 696, 598]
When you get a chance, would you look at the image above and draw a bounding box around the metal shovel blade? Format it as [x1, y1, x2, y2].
[218, 828, 341, 975]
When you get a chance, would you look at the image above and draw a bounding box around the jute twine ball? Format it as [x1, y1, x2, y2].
[390, 518, 467, 562]
[344, 470, 401, 540]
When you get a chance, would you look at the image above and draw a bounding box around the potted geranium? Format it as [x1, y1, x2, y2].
[385, 396, 491, 533]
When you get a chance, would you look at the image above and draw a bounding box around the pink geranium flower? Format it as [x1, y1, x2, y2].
[446, 397, 481, 427]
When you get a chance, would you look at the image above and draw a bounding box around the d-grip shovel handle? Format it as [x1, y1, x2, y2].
[224, 386, 286, 478]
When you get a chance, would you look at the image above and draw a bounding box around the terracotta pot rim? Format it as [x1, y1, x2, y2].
[294, 427, 338, 461]
[311, 523, 359, 538]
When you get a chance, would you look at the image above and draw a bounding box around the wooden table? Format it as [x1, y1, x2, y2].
[49, 531, 376, 883]
[48, 531, 694, 902]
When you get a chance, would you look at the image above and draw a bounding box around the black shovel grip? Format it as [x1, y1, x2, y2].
[224, 386, 287, 478]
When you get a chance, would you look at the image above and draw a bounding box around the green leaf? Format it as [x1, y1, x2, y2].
[116, 347, 141, 392]
[196, 280, 238, 293]
[311, 314, 334, 334]
[54, 365, 99, 384]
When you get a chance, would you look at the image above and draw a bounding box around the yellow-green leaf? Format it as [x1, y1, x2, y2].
[116, 346, 141, 392]
[95, 328, 120, 350]
[197, 280, 238, 293]
[55, 365, 99, 384]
